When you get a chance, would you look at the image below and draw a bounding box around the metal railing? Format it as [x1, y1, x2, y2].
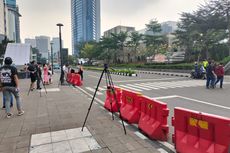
[224, 61, 230, 73]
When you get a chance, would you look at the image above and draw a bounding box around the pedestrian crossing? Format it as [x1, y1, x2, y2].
[84, 80, 208, 94]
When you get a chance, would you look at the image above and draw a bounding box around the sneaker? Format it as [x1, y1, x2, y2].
[6, 113, 13, 118]
[18, 110, 24, 116]
[2, 106, 5, 110]
[36, 87, 42, 90]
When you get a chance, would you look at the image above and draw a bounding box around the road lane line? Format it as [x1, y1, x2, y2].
[118, 85, 143, 91]
[85, 87, 103, 95]
[126, 84, 152, 90]
[153, 95, 178, 100]
[113, 77, 180, 83]
[177, 95, 230, 110]
[88, 75, 106, 80]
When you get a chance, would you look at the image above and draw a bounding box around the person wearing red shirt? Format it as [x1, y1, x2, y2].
[215, 63, 224, 88]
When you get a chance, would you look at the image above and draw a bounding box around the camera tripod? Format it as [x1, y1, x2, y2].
[82, 64, 127, 134]
[27, 74, 47, 97]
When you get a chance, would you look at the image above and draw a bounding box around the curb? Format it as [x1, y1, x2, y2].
[138, 71, 190, 78]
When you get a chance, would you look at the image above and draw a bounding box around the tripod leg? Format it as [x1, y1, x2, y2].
[107, 70, 127, 135]
[40, 89, 42, 97]
[27, 83, 32, 96]
[105, 73, 114, 120]
[82, 69, 105, 132]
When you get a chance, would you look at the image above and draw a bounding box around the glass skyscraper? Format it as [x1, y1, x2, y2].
[71, 0, 101, 55]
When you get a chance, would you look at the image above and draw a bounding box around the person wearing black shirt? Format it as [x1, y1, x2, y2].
[27, 61, 37, 91]
[0, 57, 24, 118]
[36, 62, 42, 89]
[206, 61, 217, 89]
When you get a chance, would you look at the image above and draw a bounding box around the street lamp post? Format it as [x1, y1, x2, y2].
[50, 42, 54, 75]
[57, 23, 64, 84]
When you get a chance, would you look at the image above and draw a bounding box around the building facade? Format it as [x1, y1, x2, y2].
[35, 36, 50, 60]
[103, 25, 135, 38]
[0, 0, 4, 38]
[25, 38, 36, 48]
[51, 37, 63, 64]
[71, 0, 101, 55]
[4, 0, 21, 43]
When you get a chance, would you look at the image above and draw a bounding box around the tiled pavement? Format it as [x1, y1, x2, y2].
[0, 74, 161, 153]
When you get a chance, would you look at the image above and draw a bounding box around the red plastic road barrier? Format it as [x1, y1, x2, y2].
[120, 89, 142, 124]
[138, 96, 169, 141]
[72, 74, 82, 86]
[67, 73, 72, 83]
[104, 86, 122, 112]
[172, 107, 230, 153]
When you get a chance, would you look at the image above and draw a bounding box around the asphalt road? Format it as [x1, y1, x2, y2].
[75, 70, 230, 148]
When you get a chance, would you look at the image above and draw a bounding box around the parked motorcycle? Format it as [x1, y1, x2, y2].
[190, 70, 206, 79]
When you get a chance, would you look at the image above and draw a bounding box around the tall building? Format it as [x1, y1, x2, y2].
[4, 0, 21, 42]
[71, 0, 101, 55]
[51, 37, 63, 63]
[0, 0, 4, 41]
[35, 36, 50, 60]
[104, 25, 135, 38]
[25, 38, 36, 48]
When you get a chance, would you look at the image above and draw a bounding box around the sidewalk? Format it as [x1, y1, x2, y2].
[0, 73, 161, 153]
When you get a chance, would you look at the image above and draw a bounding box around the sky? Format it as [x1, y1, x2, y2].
[17, 0, 205, 54]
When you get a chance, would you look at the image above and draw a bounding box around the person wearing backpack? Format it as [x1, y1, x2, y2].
[0, 57, 24, 118]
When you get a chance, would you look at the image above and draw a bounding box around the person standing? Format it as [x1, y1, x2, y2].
[215, 63, 224, 88]
[36, 62, 42, 89]
[43, 64, 49, 85]
[206, 61, 216, 89]
[78, 65, 84, 81]
[0, 57, 24, 118]
[27, 61, 37, 91]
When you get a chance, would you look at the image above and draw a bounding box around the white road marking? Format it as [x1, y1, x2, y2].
[157, 148, 168, 153]
[153, 95, 178, 100]
[118, 85, 143, 92]
[152, 95, 230, 110]
[88, 75, 106, 80]
[114, 77, 180, 83]
[85, 87, 103, 95]
[125, 84, 152, 90]
[177, 95, 230, 110]
[134, 131, 148, 140]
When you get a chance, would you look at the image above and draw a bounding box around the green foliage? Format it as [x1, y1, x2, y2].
[175, 0, 230, 61]
[0, 38, 14, 57]
[220, 56, 230, 65]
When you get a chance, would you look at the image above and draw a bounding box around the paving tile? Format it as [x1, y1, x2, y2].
[52, 141, 72, 153]
[83, 137, 101, 150]
[51, 130, 67, 143]
[15, 147, 29, 153]
[30, 132, 51, 147]
[69, 138, 90, 153]
[30, 143, 53, 153]
[108, 143, 129, 153]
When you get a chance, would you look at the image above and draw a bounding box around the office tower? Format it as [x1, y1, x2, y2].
[0, 0, 4, 41]
[4, 0, 21, 43]
[35, 36, 50, 60]
[25, 38, 36, 48]
[104, 25, 135, 38]
[51, 37, 63, 63]
[71, 0, 101, 55]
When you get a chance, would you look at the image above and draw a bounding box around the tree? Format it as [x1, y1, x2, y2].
[127, 32, 143, 62]
[175, 5, 228, 61]
[80, 42, 100, 64]
[143, 19, 165, 58]
[111, 32, 128, 63]
[208, 0, 230, 56]
[99, 36, 117, 63]
[0, 38, 14, 57]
